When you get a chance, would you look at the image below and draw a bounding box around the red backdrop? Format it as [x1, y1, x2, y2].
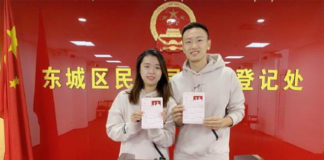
[2, 0, 324, 159]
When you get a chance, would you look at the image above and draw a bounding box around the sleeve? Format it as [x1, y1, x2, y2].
[226, 70, 245, 126]
[147, 97, 176, 147]
[106, 91, 141, 142]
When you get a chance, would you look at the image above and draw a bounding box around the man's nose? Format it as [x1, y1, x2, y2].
[191, 41, 198, 48]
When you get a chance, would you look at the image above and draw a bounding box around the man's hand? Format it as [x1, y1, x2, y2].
[161, 111, 166, 123]
[203, 116, 233, 130]
[171, 105, 184, 127]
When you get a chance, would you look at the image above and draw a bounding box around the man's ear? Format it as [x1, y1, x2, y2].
[208, 39, 211, 50]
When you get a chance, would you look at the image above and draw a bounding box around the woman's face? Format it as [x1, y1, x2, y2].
[140, 55, 162, 88]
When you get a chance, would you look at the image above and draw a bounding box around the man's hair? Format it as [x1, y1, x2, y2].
[181, 22, 209, 39]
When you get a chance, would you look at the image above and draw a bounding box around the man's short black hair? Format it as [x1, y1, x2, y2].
[181, 22, 209, 39]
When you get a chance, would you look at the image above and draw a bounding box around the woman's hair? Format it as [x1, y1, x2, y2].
[128, 49, 171, 107]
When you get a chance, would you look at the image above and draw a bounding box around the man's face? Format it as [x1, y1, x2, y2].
[182, 27, 211, 63]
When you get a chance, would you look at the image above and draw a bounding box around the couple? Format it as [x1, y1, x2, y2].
[106, 22, 245, 160]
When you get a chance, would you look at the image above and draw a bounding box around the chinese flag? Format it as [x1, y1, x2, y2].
[0, 0, 34, 160]
[33, 12, 59, 160]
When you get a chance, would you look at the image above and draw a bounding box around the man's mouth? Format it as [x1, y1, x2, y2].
[191, 51, 200, 56]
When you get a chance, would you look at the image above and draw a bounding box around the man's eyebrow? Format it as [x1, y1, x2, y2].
[183, 37, 193, 41]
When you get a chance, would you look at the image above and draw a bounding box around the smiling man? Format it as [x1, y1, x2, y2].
[170, 22, 245, 160]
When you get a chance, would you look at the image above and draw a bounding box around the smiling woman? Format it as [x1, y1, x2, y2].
[106, 49, 176, 160]
[140, 55, 162, 91]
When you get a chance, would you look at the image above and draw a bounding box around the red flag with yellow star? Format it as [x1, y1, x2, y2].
[0, 0, 34, 159]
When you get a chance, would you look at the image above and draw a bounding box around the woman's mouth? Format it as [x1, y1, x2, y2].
[147, 76, 155, 81]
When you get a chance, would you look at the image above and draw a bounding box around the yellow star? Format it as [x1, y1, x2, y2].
[7, 26, 18, 57]
[169, 9, 178, 18]
[9, 77, 19, 88]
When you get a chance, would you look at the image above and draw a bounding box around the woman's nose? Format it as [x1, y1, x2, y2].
[148, 67, 155, 73]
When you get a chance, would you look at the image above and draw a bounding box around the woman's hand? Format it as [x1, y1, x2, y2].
[131, 111, 143, 123]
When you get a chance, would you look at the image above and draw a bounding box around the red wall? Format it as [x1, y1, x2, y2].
[5, 0, 324, 159]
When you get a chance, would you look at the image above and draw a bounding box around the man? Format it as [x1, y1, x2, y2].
[170, 22, 245, 160]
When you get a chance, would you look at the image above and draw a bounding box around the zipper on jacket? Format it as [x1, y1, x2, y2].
[123, 124, 126, 134]
[212, 129, 219, 140]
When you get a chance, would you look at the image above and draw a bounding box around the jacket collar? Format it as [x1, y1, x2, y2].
[182, 54, 225, 75]
[139, 89, 159, 98]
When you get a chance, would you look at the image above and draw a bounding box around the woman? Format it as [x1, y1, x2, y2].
[106, 49, 176, 160]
